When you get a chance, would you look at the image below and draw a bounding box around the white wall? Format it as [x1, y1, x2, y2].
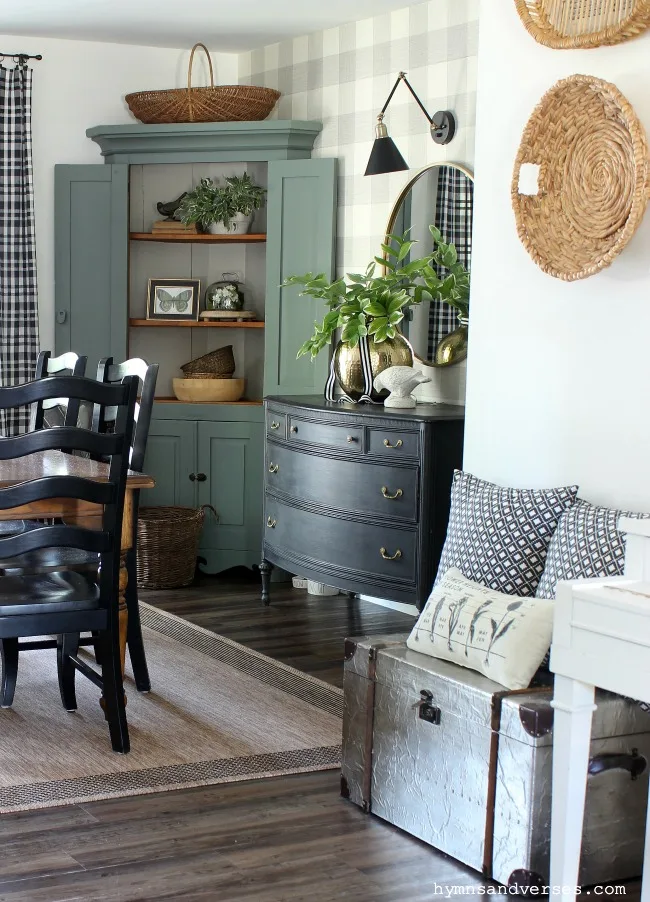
[0, 35, 237, 351]
[464, 4, 650, 509]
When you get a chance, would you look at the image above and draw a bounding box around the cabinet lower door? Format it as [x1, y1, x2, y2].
[143, 419, 197, 508]
[197, 421, 264, 573]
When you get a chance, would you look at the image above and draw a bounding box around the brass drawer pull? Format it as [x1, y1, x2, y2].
[381, 486, 403, 500]
[380, 547, 402, 561]
[270, 421, 281, 430]
[290, 425, 298, 434]
[347, 435, 358, 443]
[268, 463, 279, 474]
[383, 438, 403, 448]
[267, 516, 277, 528]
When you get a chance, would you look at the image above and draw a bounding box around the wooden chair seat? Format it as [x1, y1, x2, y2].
[1, 546, 99, 573]
[0, 571, 100, 618]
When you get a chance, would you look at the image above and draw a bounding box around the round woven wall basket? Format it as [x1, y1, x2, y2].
[514, 0, 650, 49]
[511, 74, 650, 281]
[126, 43, 280, 124]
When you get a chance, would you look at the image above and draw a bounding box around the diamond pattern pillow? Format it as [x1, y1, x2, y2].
[535, 500, 650, 599]
[436, 471, 579, 597]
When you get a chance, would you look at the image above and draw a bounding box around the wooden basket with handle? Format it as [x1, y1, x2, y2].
[125, 43, 280, 124]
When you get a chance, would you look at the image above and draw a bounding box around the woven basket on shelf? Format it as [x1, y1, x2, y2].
[125, 43, 281, 124]
[181, 345, 235, 377]
[515, 0, 650, 48]
[137, 506, 215, 589]
[512, 74, 650, 282]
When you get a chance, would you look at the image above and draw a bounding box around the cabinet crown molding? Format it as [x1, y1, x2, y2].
[86, 120, 324, 164]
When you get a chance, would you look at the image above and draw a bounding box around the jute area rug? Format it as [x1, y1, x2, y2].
[0, 603, 342, 813]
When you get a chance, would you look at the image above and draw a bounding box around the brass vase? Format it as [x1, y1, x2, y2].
[334, 332, 414, 402]
[434, 315, 469, 367]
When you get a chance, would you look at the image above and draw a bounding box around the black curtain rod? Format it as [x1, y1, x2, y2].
[0, 52, 43, 62]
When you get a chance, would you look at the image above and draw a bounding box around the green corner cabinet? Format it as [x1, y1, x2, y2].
[54, 121, 337, 572]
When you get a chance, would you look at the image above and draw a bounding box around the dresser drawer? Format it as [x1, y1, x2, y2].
[368, 427, 419, 459]
[266, 443, 419, 522]
[266, 409, 287, 440]
[264, 496, 417, 583]
[286, 416, 363, 451]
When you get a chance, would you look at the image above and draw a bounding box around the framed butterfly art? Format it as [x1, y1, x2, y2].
[146, 278, 201, 321]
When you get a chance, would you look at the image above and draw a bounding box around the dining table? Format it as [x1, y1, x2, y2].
[0, 449, 155, 685]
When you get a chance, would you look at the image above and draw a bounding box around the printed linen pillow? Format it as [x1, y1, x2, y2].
[435, 471, 579, 597]
[536, 500, 650, 599]
[407, 568, 553, 690]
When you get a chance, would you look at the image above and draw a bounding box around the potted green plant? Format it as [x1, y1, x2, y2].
[178, 173, 266, 235]
[285, 226, 470, 399]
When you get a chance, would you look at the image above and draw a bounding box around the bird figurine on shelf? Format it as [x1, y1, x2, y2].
[156, 192, 188, 221]
[373, 366, 431, 408]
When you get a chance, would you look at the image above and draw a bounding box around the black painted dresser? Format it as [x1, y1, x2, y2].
[260, 396, 464, 610]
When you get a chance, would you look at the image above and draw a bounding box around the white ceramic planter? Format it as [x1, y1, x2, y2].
[208, 213, 253, 235]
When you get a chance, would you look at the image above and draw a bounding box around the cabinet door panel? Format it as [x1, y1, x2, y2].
[197, 422, 263, 562]
[264, 158, 337, 396]
[54, 165, 128, 373]
[143, 419, 197, 508]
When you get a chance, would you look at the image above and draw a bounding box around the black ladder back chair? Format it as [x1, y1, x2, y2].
[0, 374, 138, 753]
[0, 351, 87, 542]
[93, 357, 159, 692]
[29, 351, 88, 431]
[0, 358, 159, 697]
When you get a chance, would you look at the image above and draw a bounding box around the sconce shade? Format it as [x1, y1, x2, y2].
[364, 135, 408, 176]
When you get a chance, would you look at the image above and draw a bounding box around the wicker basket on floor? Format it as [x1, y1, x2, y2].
[125, 43, 280, 124]
[137, 506, 214, 589]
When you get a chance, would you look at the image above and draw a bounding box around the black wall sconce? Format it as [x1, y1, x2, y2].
[365, 71, 456, 176]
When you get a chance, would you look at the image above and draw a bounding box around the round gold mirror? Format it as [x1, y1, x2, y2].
[384, 162, 474, 367]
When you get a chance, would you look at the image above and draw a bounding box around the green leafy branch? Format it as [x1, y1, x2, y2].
[286, 226, 470, 360]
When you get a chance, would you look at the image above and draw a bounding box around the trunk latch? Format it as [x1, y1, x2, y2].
[414, 689, 441, 725]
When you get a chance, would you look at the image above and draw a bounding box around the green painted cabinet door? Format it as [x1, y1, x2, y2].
[143, 419, 198, 508]
[197, 421, 264, 572]
[264, 158, 337, 396]
[54, 164, 128, 373]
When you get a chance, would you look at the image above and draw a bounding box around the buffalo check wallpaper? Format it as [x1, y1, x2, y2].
[239, 0, 479, 279]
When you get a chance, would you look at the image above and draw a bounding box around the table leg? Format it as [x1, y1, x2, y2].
[118, 553, 128, 676]
[118, 490, 134, 678]
[550, 675, 596, 902]
[101, 491, 133, 716]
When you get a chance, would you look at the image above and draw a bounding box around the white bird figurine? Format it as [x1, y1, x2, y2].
[373, 366, 431, 408]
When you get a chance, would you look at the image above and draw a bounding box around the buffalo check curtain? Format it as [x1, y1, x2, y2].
[0, 62, 39, 436]
[427, 166, 473, 360]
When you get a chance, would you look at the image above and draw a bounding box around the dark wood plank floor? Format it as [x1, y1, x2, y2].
[0, 572, 639, 900]
[143, 569, 417, 688]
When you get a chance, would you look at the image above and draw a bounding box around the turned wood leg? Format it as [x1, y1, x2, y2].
[550, 675, 596, 902]
[260, 558, 273, 606]
[118, 552, 128, 676]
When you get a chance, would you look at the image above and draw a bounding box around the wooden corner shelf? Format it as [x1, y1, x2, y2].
[129, 318, 264, 329]
[130, 232, 267, 244]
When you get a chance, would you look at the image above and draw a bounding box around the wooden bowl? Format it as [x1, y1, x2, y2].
[172, 378, 245, 402]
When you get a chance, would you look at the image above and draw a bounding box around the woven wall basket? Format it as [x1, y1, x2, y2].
[126, 43, 280, 124]
[512, 74, 649, 281]
[514, 0, 650, 49]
